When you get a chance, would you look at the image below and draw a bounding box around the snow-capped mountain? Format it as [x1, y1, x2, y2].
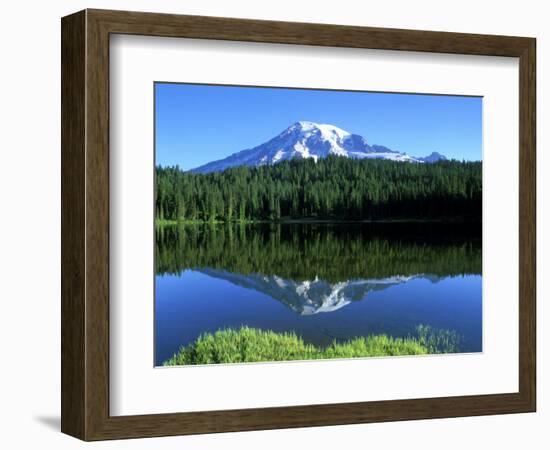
[197, 268, 441, 315]
[191, 121, 447, 173]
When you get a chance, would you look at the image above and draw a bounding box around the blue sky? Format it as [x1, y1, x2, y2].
[155, 83, 482, 169]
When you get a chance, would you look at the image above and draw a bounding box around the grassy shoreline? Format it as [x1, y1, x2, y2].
[163, 327, 433, 366]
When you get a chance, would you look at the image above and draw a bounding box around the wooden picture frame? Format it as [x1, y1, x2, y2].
[61, 9, 536, 441]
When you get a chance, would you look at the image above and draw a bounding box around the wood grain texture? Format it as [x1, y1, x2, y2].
[89, 8, 532, 56]
[518, 39, 536, 410]
[61, 8, 537, 441]
[61, 10, 86, 439]
[85, 10, 111, 439]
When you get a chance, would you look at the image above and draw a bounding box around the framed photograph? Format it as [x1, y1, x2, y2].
[61, 9, 536, 440]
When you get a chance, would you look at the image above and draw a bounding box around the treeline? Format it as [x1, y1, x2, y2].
[155, 223, 482, 282]
[156, 157, 482, 222]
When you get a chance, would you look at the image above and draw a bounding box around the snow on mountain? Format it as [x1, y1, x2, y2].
[197, 268, 438, 316]
[191, 121, 447, 173]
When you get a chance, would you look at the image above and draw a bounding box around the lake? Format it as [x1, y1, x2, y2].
[155, 222, 482, 366]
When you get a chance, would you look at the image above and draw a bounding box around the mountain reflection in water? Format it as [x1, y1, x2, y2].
[155, 222, 482, 365]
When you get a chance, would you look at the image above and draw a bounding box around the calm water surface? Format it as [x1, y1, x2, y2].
[155, 223, 482, 365]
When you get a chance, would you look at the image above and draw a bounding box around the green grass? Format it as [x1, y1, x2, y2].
[163, 327, 429, 366]
[415, 324, 461, 354]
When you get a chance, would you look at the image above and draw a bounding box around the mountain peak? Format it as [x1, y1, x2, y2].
[287, 121, 351, 140]
[291, 120, 318, 129]
[418, 151, 448, 163]
[191, 122, 447, 173]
